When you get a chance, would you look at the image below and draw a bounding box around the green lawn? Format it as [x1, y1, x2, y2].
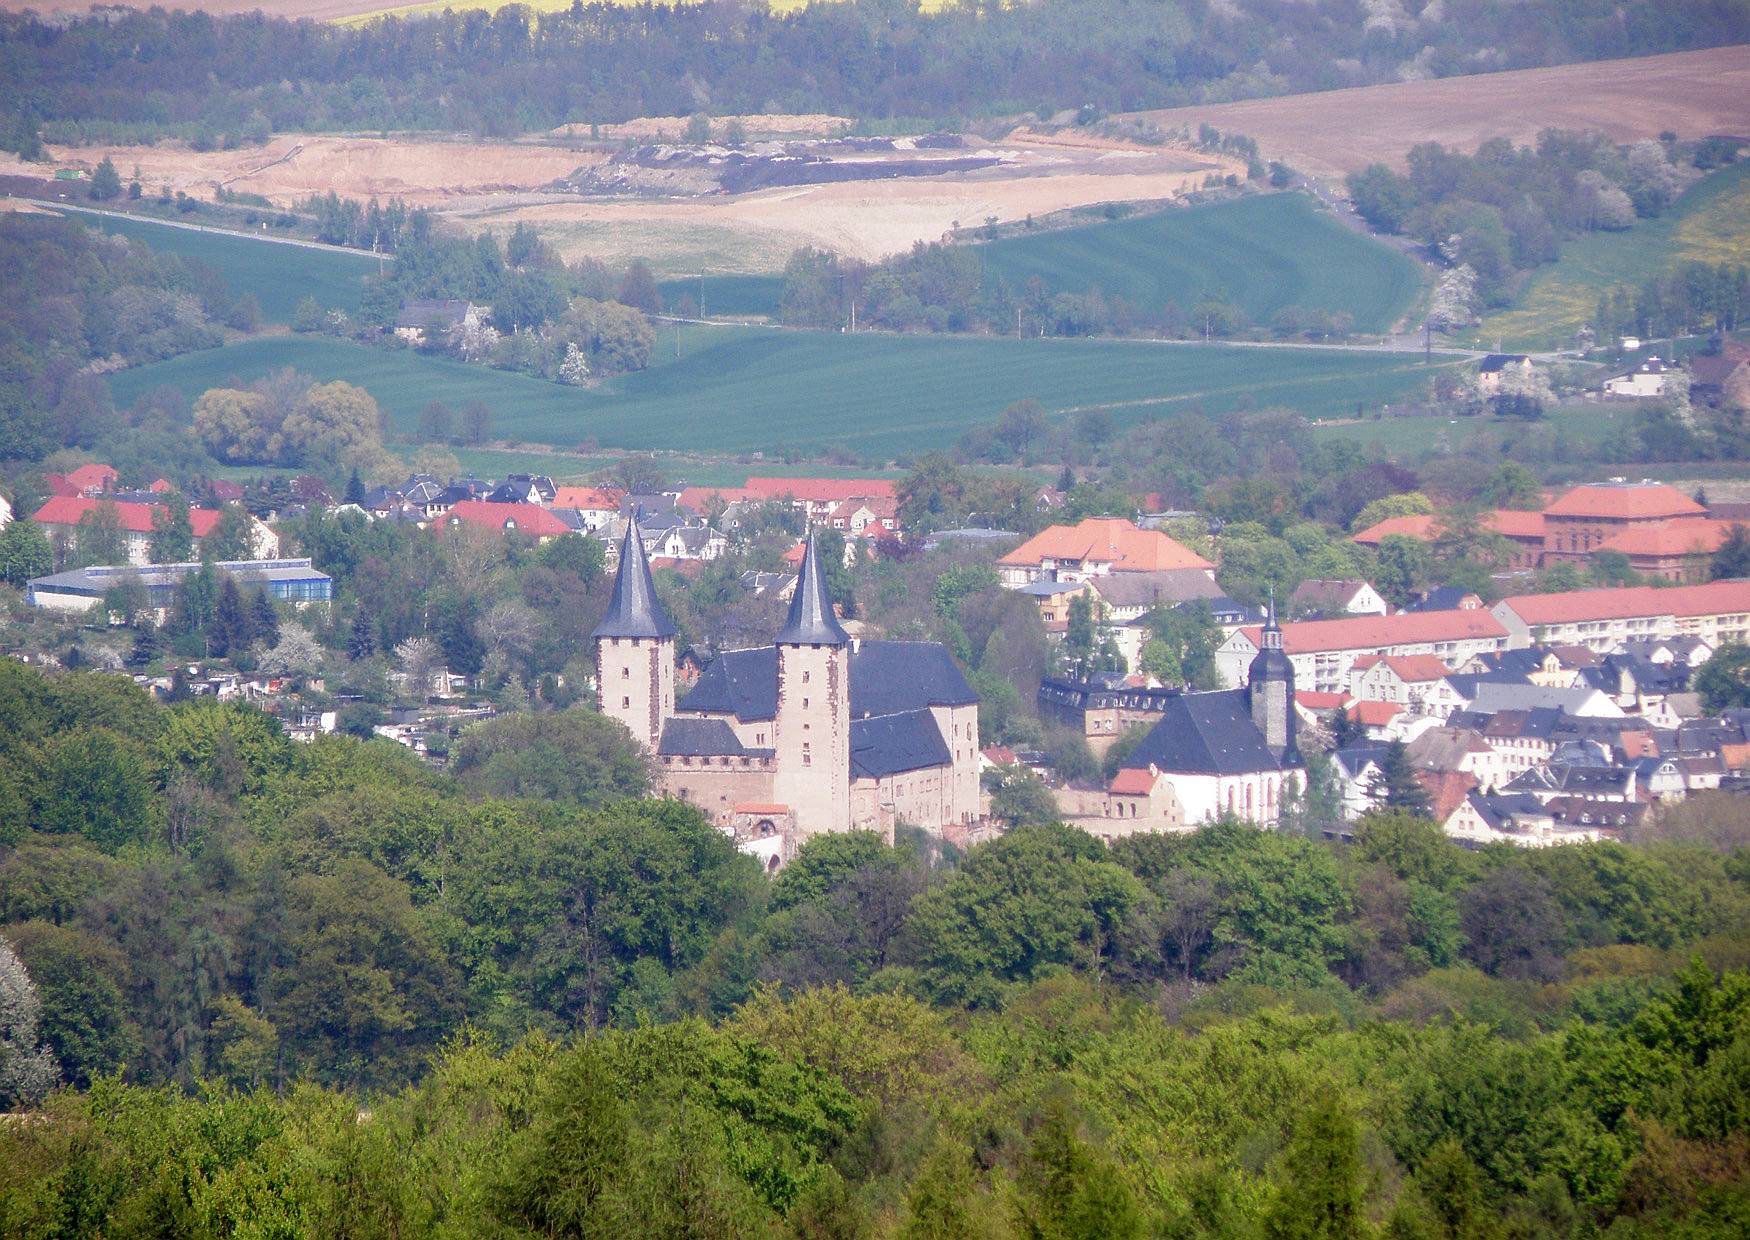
[978, 193, 1424, 334]
[1309, 400, 1630, 455]
[665, 193, 1424, 333]
[75, 212, 379, 324]
[1478, 161, 1750, 350]
[109, 325, 1452, 460]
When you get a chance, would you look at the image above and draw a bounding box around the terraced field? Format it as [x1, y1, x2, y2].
[107, 326, 1453, 461]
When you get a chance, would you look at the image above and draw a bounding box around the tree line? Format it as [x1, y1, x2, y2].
[4, 0, 1746, 152]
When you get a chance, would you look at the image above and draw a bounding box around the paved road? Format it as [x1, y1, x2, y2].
[12, 196, 385, 262]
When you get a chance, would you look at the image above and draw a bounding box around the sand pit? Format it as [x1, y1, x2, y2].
[1129, 45, 1750, 180]
[552, 113, 855, 142]
[37, 135, 599, 208]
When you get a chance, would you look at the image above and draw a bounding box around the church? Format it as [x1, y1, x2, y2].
[1105, 604, 1305, 831]
[595, 519, 982, 863]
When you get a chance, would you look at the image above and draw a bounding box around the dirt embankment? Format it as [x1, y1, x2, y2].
[1127, 44, 1750, 180]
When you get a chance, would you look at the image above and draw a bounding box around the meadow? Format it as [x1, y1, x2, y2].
[108, 325, 1454, 460]
[662, 193, 1424, 332]
[1478, 160, 1750, 349]
[75, 210, 378, 324]
[979, 193, 1424, 334]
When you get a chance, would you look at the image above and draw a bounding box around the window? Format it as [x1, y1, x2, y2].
[621, 697, 629, 708]
[621, 666, 629, 679]
[802, 670, 810, 684]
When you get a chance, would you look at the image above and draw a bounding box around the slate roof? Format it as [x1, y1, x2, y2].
[1090, 569, 1222, 609]
[656, 717, 770, 758]
[394, 298, 474, 330]
[776, 534, 849, 646]
[593, 514, 678, 639]
[1123, 688, 1297, 777]
[677, 640, 978, 723]
[850, 709, 952, 779]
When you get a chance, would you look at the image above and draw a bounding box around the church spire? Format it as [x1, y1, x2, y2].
[776, 533, 848, 646]
[1262, 586, 1283, 650]
[593, 512, 677, 639]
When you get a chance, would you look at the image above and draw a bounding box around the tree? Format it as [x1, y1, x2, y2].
[72, 501, 129, 568]
[0, 519, 52, 586]
[205, 502, 256, 561]
[209, 576, 252, 657]
[148, 491, 194, 562]
[0, 933, 59, 1108]
[88, 155, 122, 201]
[251, 589, 280, 648]
[291, 295, 325, 333]
[449, 710, 652, 806]
[347, 607, 377, 660]
[281, 380, 387, 474]
[193, 387, 275, 463]
[258, 622, 323, 677]
[417, 400, 454, 443]
[1696, 643, 1750, 712]
[1709, 524, 1750, 580]
[1367, 741, 1431, 817]
[987, 764, 1059, 829]
[1263, 1094, 1365, 1240]
[618, 259, 661, 314]
[1346, 163, 1415, 233]
[395, 636, 444, 700]
[460, 399, 493, 446]
[1459, 866, 1565, 981]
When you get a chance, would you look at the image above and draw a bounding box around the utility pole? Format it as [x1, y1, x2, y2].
[1424, 317, 1431, 365]
[698, 270, 705, 320]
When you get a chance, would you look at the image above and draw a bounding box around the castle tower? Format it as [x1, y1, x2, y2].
[772, 533, 852, 834]
[1246, 592, 1298, 765]
[593, 514, 676, 749]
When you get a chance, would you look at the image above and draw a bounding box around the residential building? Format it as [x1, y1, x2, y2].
[393, 298, 482, 342]
[1492, 579, 1750, 650]
[31, 496, 277, 565]
[998, 517, 1214, 587]
[437, 500, 574, 542]
[1350, 654, 1465, 719]
[1288, 578, 1388, 617]
[1038, 675, 1180, 754]
[1476, 353, 1533, 394]
[1216, 609, 1509, 694]
[1602, 356, 1674, 398]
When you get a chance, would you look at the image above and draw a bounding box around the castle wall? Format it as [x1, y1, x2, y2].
[929, 701, 984, 826]
[659, 756, 778, 828]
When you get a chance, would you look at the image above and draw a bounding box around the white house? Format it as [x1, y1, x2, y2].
[1217, 610, 1509, 694]
[1349, 654, 1465, 719]
[1602, 356, 1674, 398]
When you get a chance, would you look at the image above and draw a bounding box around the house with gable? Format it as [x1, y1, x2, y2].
[998, 517, 1214, 588]
[1288, 578, 1388, 618]
[1349, 654, 1465, 719]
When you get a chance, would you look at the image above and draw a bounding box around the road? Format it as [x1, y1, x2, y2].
[12, 196, 385, 262]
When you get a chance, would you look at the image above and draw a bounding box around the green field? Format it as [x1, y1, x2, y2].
[1479, 161, 1750, 350]
[979, 193, 1424, 334]
[666, 194, 1423, 332]
[74, 211, 379, 324]
[109, 326, 1453, 459]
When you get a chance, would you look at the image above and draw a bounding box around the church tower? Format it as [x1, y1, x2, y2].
[1246, 593, 1299, 765]
[772, 534, 852, 834]
[593, 514, 676, 749]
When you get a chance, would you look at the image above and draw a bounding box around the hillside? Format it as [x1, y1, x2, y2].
[1478, 160, 1750, 350]
[1130, 45, 1750, 180]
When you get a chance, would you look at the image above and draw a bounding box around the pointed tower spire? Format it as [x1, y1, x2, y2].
[776, 533, 848, 646]
[1262, 586, 1283, 650]
[593, 513, 677, 639]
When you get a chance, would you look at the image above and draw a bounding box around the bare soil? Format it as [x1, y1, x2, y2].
[1129, 45, 1750, 180]
[0, 0, 384, 15]
[5, 135, 600, 207]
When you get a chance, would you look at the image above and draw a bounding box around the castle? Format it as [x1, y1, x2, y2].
[595, 519, 982, 864]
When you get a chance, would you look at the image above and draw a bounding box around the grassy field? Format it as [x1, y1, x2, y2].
[333, 0, 951, 24]
[980, 193, 1424, 334]
[660, 194, 1424, 331]
[78, 211, 378, 325]
[1478, 161, 1750, 350]
[108, 325, 1453, 460]
[1309, 400, 1629, 455]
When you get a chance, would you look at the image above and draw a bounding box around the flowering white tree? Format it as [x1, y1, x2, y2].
[395, 636, 445, 700]
[1427, 263, 1479, 331]
[558, 342, 591, 386]
[0, 935, 58, 1108]
[258, 622, 324, 677]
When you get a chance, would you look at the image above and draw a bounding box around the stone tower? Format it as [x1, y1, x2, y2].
[593, 513, 676, 749]
[1247, 593, 1298, 765]
[772, 533, 852, 834]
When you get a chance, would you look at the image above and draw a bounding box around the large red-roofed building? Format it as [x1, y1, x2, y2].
[1218, 609, 1509, 693]
[999, 517, 1213, 587]
[1492, 579, 1750, 649]
[437, 500, 574, 542]
[28, 496, 266, 565]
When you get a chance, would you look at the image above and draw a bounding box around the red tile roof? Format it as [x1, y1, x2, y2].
[982, 745, 1018, 765]
[677, 486, 759, 514]
[1544, 483, 1706, 520]
[439, 500, 572, 538]
[1108, 768, 1159, 796]
[743, 477, 898, 503]
[1370, 654, 1453, 682]
[1596, 519, 1738, 557]
[148, 478, 173, 493]
[66, 463, 118, 492]
[1000, 517, 1213, 572]
[1347, 700, 1404, 726]
[1238, 609, 1507, 654]
[1352, 509, 1545, 545]
[1417, 770, 1479, 822]
[550, 486, 622, 510]
[1295, 690, 1349, 710]
[1497, 580, 1750, 626]
[32, 495, 221, 537]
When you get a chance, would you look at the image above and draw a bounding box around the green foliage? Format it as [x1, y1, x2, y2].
[1695, 642, 1750, 711]
[0, 520, 51, 587]
[449, 708, 652, 806]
